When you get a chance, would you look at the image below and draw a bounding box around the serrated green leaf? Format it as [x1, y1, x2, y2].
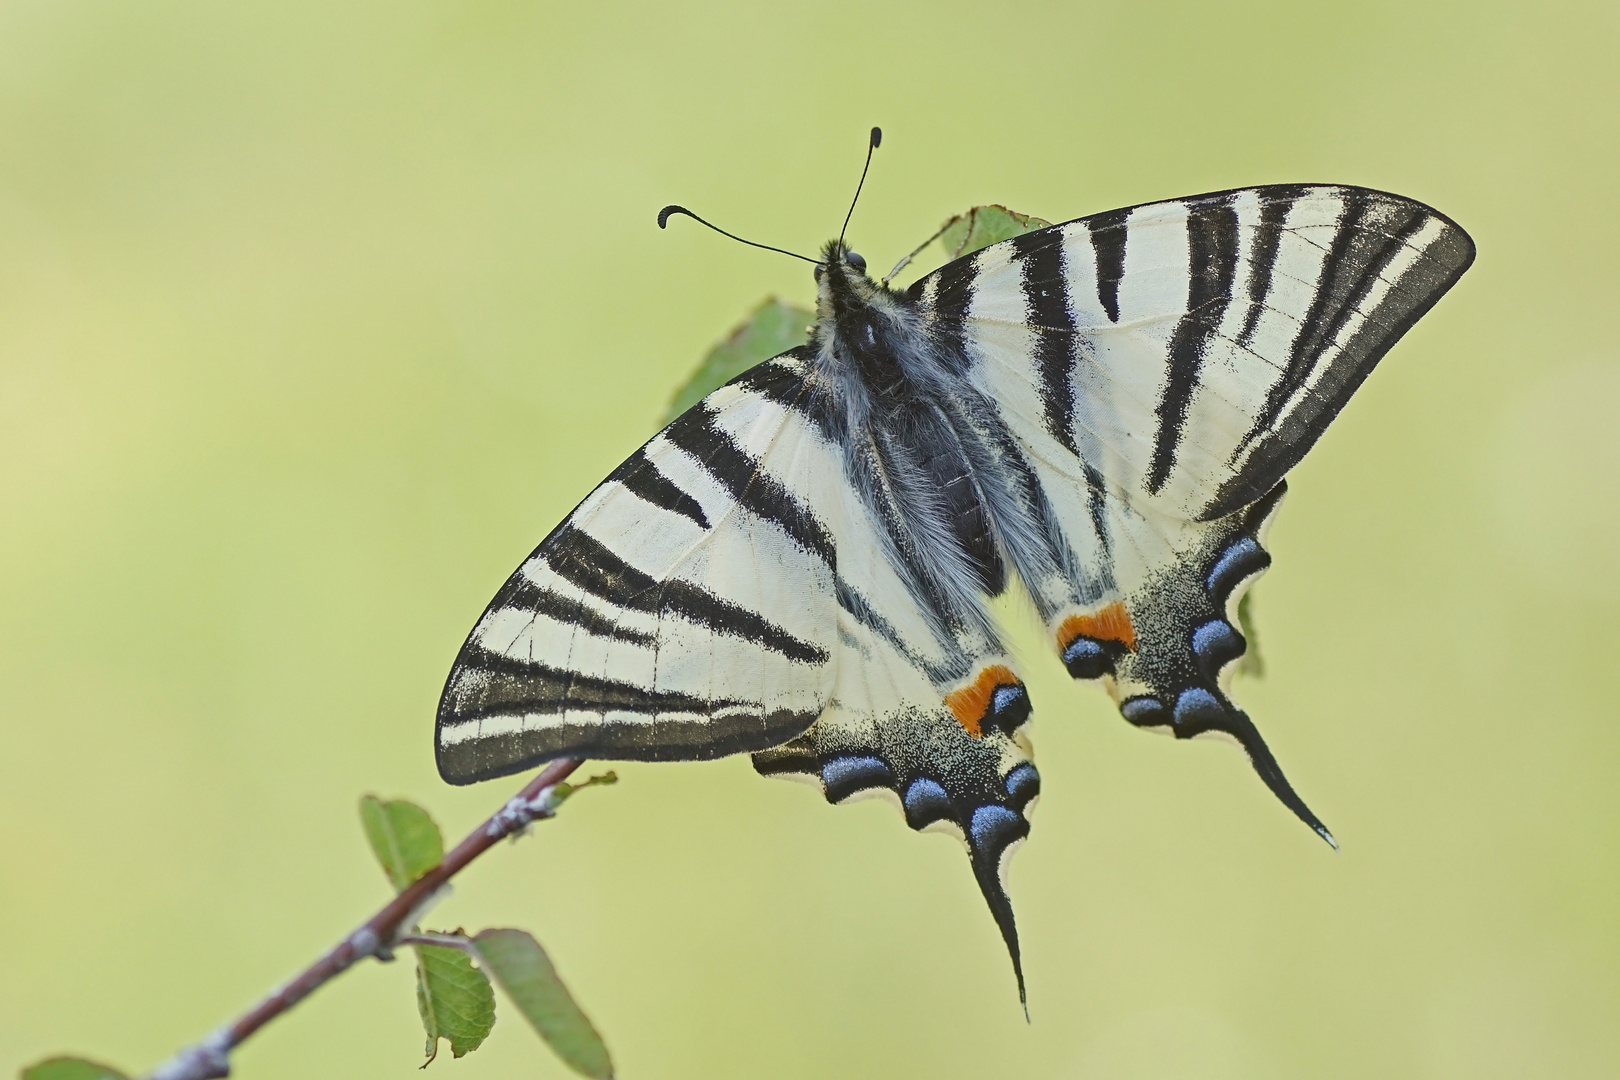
[20, 1057, 129, 1080]
[1236, 590, 1264, 678]
[664, 297, 814, 423]
[938, 205, 1052, 262]
[472, 928, 613, 1079]
[416, 941, 497, 1063]
[359, 795, 444, 893]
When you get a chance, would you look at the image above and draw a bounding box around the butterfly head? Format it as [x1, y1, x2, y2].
[813, 239, 892, 311]
[811, 238, 923, 391]
[813, 240, 868, 280]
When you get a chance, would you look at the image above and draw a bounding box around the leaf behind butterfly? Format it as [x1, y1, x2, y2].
[938, 205, 1052, 261]
[1235, 590, 1265, 678]
[664, 297, 814, 423]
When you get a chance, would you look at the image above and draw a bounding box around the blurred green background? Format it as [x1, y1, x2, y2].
[2, 1, 1616, 1076]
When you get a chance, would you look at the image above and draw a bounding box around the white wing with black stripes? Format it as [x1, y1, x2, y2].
[435, 353, 840, 781]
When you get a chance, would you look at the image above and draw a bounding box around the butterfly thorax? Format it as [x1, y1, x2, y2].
[808, 240, 1010, 638]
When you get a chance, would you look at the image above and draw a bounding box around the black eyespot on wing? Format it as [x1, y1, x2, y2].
[1206, 537, 1270, 602]
[1171, 687, 1227, 730]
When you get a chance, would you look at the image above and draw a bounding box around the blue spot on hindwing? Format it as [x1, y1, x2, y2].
[1004, 763, 1040, 809]
[821, 755, 895, 803]
[1173, 687, 1226, 729]
[1206, 537, 1269, 600]
[969, 804, 1026, 855]
[1062, 636, 1112, 680]
[903, 777, 953, 830]
[1121, 695, 1168, 727]
[1191, 619, 1245, 678]
[988, 682, 1031, 733]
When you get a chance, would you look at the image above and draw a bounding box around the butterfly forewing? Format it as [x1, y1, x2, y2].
[929, 185, 1474, 522]
[436, 353, 839, 783]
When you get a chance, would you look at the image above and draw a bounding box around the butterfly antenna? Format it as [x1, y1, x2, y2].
[838, 126, 882, 246]
[656, 205, 822, 265]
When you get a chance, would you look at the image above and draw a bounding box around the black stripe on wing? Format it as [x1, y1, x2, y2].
[1246, 191, 1424, 445]
[1011, 229, 1080, 457]
[611, 447, 709, 530]
[438, 648, 821, 783]
[545, 525, 830, 665]
[1145, 195, 1242, 495]
[1233, 189, 1298, 349]
[662, 401, 838, 567]
[490, 574, 657, 647]
[1205, 188, 1475, 519]
[833, 575, 959, 685]
[1088, 207, 1130, 323]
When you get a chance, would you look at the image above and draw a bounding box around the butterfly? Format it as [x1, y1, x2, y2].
[434, 133, 1475, 1004]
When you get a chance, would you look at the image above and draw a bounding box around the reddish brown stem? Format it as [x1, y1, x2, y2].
[142, 758, 585, 1080]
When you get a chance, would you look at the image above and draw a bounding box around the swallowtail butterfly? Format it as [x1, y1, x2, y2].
[435, 132, 1474, 1003]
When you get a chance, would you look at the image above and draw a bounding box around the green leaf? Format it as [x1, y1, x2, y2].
[20, 1057, 129, 1080]
[552, 770, 618, 805]
[938, 205, 1052, 262]
[359, 795, 444, 892]
[472, 928, 613, 1079]
[416, 941, 497, 1063]
[1236, 590, 1264, 678]
[664, 297, 814, 424]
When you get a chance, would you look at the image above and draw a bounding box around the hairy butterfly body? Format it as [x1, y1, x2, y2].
[436, 175, 1474, 1003]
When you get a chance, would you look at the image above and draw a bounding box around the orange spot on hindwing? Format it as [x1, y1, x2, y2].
[1055, 602, 1138, 680]
[945, 664, 1028, 738]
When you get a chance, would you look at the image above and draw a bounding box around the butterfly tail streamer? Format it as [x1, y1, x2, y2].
[1223, 709, 1337, 848]
[754, 683, 1043, 1007]
[966, 807, 1031, 1011]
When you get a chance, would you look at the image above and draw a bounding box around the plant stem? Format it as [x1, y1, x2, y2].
[142, 758, 585, 1080]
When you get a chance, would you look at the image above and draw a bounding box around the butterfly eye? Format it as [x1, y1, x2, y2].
[845, 250, 867, 273]
[814, 264, 825, 282]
